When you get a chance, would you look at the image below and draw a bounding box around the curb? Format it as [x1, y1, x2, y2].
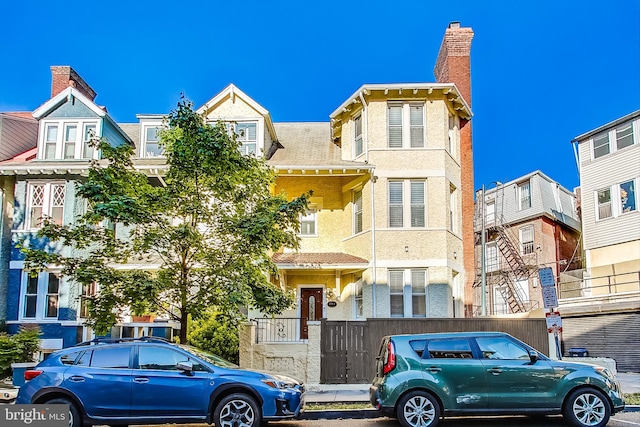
[301, 409, 380, 420]
[622, 405, 640, 413]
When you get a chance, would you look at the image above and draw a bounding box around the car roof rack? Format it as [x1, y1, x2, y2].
[77, 336, 171, 346]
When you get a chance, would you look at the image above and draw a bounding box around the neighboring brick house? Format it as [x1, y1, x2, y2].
[560, 110, 640, 372]
[0, 22, 477, 378]
[473, 171, 582, 316]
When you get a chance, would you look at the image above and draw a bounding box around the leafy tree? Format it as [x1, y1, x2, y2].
[22, 99, 310, 343]
[187, 311, 239, 364]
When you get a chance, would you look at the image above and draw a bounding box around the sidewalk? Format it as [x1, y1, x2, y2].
[305, 372, 640, 404]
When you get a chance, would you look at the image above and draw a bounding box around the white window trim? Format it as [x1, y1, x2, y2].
[388, 268, 428, 318]
[387, 101, 426, 149]
[38, 119, 101, 160]
[19, 271, 62, 321]
[299, 207, 318, 237]
[449, 184, 457, 233]
[25, 181, 66, 230]
[388, 179, 427, 229]
[595, 178, 638, 221]
[519, 225, 535, 255]
[590, 118, 638, 160]
[354, 114, 363, 158]
[140, 122, 165, 158]
[518, 181, 532, 210]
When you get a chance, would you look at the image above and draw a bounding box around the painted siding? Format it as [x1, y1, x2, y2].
[579, 142, 640, 250]
[45, 98, 99, 119]
[102, 120, 128, 147]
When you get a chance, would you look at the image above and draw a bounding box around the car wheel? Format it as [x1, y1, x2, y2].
[45, 397, 82, 427]
[397, 390, 441, 427]
[563, 388, 610, 427]
[214, 393, 260, 427]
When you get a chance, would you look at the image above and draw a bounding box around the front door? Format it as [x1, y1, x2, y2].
[300, 288, 323, 339]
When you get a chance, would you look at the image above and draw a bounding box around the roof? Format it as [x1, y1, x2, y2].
[119, 123, 140, 149]
[268, 122, 371, 170]
[572, 110, 640, 143]
[272, 252, 369, 268]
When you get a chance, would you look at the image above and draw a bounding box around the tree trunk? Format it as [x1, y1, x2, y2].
[179, 310, 188, 344]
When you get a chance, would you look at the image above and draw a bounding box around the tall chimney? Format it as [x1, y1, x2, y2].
[434, 22, 476, 317]
[50, 66, 97, 101]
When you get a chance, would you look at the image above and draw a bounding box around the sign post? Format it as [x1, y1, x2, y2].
[539, 267, 562, 359]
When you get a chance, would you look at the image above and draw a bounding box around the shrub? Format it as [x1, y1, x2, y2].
[0, 326, 41, 377]
[187, 312, 239, 364]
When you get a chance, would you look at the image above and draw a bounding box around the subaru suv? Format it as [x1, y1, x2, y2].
[17, 337, 304, 427]
[370, 332, 624, 427]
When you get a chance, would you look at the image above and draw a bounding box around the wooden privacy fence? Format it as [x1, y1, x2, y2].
[321, 317, 549, 384]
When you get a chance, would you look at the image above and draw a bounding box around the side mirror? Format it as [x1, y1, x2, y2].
[528, 350, 539, 364]
[177, 361, 194, 374]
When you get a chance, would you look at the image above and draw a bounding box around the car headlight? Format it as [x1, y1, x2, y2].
[593, 366, 615, 380]
[261, 375, 299, 389]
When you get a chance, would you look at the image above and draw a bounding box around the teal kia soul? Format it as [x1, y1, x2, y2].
[370, 332, 625, 427]
[17, 337, 304, 427]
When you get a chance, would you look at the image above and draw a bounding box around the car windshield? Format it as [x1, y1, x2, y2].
[177, 344, 239, 368]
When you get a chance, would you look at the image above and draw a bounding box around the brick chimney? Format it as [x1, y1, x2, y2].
[50, 66, 97, 101]
[434, 22, 476, 317]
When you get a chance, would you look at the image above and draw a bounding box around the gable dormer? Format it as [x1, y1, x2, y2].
[31, 66, 131, 161]
[196, 84, 278, 157]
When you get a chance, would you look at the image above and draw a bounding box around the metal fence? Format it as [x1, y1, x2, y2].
[558, 271, 640, 299]
[253, 317, 302, 343]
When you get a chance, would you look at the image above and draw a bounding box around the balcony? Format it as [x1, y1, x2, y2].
[558, 271, 640, 315]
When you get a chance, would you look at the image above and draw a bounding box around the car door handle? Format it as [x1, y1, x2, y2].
[426, 366, 442, 373]
[488, 368, 503, 375]
[68, 376, 85, 382]
[133, 377, 150, 383]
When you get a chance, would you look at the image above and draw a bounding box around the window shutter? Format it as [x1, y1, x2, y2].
[389, 182, 403, 227]
[409, 105, 424, 147]
[388, 105, 403, 148]
[410, 182, 425, 227]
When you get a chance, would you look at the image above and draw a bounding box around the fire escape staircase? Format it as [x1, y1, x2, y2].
[494, 224, 529, 313]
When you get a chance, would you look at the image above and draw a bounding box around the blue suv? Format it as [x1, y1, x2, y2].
[17, 337, 304, 427]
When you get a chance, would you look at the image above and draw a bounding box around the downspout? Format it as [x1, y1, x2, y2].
[571, 140, 580, 182]
[370, 169, 377, 318]
[359, 90, 377, 318]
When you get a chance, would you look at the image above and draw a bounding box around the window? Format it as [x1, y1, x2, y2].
[91, 347, 130, 368]
[616, 123, 635, 150]
[234, 122, 257, 155]
[388, 180, 426, 228]
[620, 180, 636, 213]
[299, 209, 317, 236]
[22, 272, 60, 320]
[597, 188, 612, 219]
[449, 185, 457, 232]
[27, 182, 65, 229]
[354, 189, 363, 234]
[354, 277, 363, 318]
[486, 201, 495, 225]
[593, 132, 610, 158]
[389, 269, 428, 318]
[476, 336, 529, 360]
[40, 120, 99, 160]
[520, 225, 534, 255]
[486, 242, 498, 272]
[143, 126, 164, 157]
[354, 115, 363, 157]
[138, 347, 185, 370]
[387, 102, 425, 148]
[389, 270, 404, 317]
[519, 181, 531, 210]
[427, 339, 472, 359]
[80, 282, 97, 319]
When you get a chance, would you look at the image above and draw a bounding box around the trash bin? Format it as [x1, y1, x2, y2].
[11, 362, 37, 387]
[568, 347, 588, 357]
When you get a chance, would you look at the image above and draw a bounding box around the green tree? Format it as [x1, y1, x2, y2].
[22, 99, 310, 343]
[0, 326, 40, 376]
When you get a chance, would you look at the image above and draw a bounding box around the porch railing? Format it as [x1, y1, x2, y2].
[253, 318, 303, 343]
[558, 271, 640, 299]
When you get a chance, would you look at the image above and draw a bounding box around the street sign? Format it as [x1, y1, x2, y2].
[546, 311, 563, 334]
[538, 267, 559, 308]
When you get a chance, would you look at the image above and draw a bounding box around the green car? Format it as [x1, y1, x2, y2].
[370, 332, 625, 427]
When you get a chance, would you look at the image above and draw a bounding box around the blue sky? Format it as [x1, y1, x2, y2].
[2, 0, 638, 191]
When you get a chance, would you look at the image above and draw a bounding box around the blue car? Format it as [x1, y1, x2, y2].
[17, 337, 304, 427]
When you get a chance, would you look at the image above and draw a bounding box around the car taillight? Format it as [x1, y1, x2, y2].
[24, 370, 43, 381]
[383, 341, 396, 375]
